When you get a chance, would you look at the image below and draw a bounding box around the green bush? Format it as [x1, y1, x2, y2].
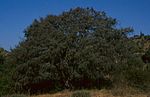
[125, 68, 150, 91]
[71, 90, 91, 97]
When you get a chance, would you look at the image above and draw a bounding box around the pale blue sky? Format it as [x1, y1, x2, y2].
[0, 0, 150, 50]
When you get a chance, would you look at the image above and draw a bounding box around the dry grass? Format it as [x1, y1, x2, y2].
[30, 89, 149, 97]
[91, 89, 147, 97]
[31, 90, 72, 97]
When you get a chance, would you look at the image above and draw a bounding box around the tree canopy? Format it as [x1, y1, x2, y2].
[7, 7, 149, 93]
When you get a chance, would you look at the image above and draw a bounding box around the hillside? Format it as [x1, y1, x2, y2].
[132, 34, 150, 53]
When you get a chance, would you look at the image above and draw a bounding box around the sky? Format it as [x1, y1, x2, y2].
[0, 0, 150, 50]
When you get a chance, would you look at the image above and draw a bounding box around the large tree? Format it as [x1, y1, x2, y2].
[10, 7, 136, 93]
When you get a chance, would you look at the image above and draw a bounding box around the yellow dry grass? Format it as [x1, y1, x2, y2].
[90, 89, 147, 97]
[31, 89, 149, 97]
[31, 90, 72, 97]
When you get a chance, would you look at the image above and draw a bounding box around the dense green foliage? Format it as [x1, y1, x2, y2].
[0, 7, 150, 95]
[0, 48, 12, 95]
[127, 35, 150, 91]
[0, 48, 6, 65]
[10, 7, 135, 92]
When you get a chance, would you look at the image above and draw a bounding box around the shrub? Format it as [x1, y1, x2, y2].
[125, 68, 150, 91]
